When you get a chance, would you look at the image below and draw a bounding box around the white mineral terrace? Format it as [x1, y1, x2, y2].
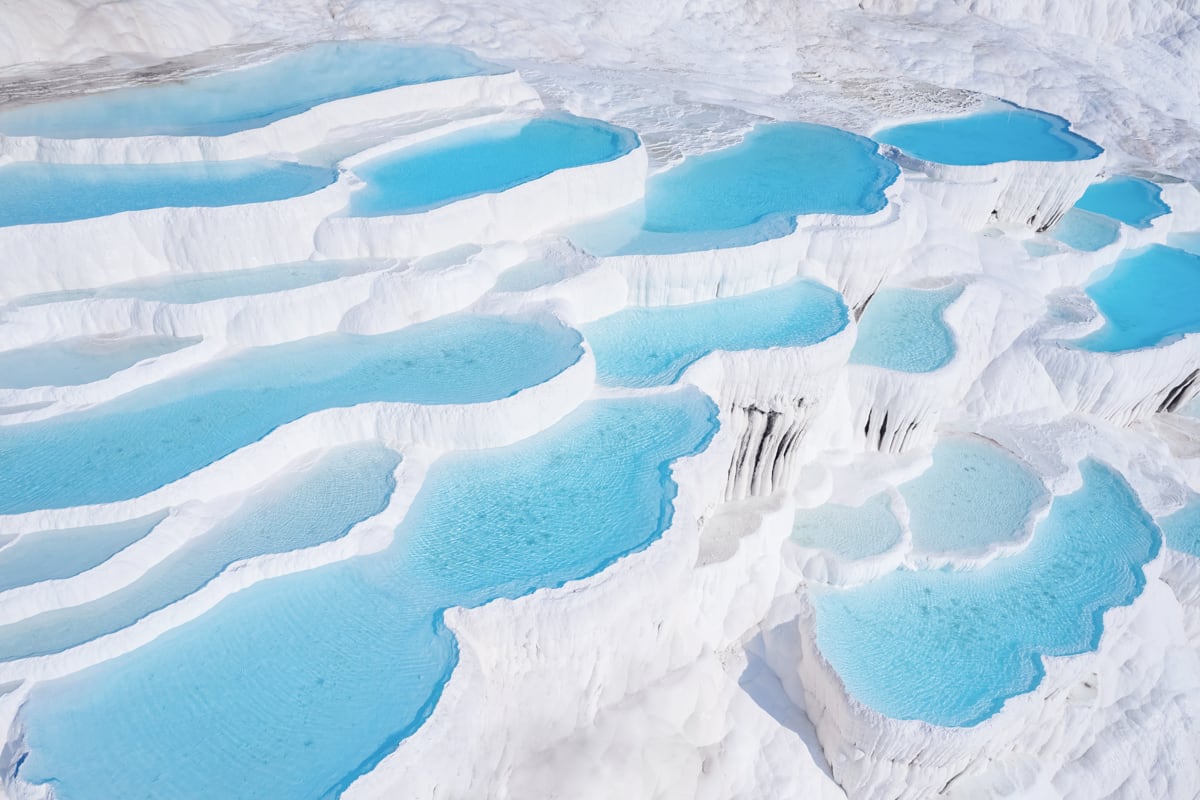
[0, 2, 1199, 800]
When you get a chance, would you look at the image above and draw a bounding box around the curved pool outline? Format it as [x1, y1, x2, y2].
[13, 390, 721, 800]
[0, 41, 508, 141]
[873, 101, 1103, 167]
[1073, 175, 1171, 229]
[1071, 244, 1200, 353]
[567, 120, 901, 256]
[343, 111, 641, 217]
[849, 284, 963, 374]
[0, 158, 338, 228]
[0, 313, 586, 515]
[582, 278, 850, 388]
[811, 458, 1160, 728]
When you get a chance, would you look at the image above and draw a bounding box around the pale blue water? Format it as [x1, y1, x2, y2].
[875, 105, 1102, 166]
[583, 279, 848, 387]
[849, 286, 961, 373]
[1076, 245, 1200, 352]
[1074, 176, 1170, 228]
[10, 261, 382, 306]
[0, 335, 200, 388]
[0, 315, 582, 514]
[0, 513, 165, 594]
[899, 438, 1044, 554]
[1049, 208, 1121, 252]
[0, 445, 398, 662]
[0, 42, 504, 139]
[492, 259, 569, 293]
[1161, 499, 1200, 558]
[347, 115, 638, 216]
[1168, 231, 1200, 256]
[791, 494, 902, 560]
[0, 160, 336, 227]
[1023, 239, 1064, 258]
[812, 460, 1158, 726]
[569, 122, 899, 255]
[17, 391, 719, 800]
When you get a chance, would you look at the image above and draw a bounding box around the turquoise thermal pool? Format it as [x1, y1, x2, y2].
[568, 121, 899, 254]
[0, 445, 399, 661]
[1168, 231, 1200, 256]
[1075, 245, 1200, 352]
[12, 260, 385, 307]
[791, 493, 903, 561]
[15, 391, 718, 800]
[1073, 176, 1171, 228]
[0, 335, 200, 389]
[0, 315, 582, 514]
[347, 114, 638, 215]
[0, 41, 504, 139]
[582, 279, 848, 387]
[0, 513, 166, 594]
[875, 105, 1102, 166]
[0, 159, 337, 227]
[849, 286, 961, 373]
[1161, 499, 1200, 558]
[1049, 208, 1121, 252]
[898, 437, 1044, 555]
[812, 460, 1159, 727]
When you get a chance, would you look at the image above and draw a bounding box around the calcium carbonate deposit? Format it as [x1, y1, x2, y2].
[0, 2, 1199, 799]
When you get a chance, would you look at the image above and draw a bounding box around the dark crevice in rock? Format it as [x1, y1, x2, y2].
[1159, 369, 1200, 413]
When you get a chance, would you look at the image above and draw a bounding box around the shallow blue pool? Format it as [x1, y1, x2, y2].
[493, 258, 570, 293]
[850, 286, 960, 373]
[0, 314, 582, 514]
[14, 260, 383, 306]
[0, 445, 398, 661]
[0, 41, 503, 140]
[569, 122, 898, 255]
[899, 437, 1044, 555]
[0, 513, 165, 594]
[1073, 176, 1170, 228]
[16, 391, 718, 800]
[791, 494, 902, 561]
[0, 160, 336, 227]
[582, 279, 848, 387]
[1161, 499, 1200, 558]
[0, 335, 200, 389]
[1169, 232, 1200, 256]
[812, 460, 1158, 727]
[347, 115, 638, 216]
[1075, 245, 1200, 352]
[875, 105, 1102, 166]
[1049, 208, 1121, 252]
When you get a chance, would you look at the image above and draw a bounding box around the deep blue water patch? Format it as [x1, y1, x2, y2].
[1075, 245, 1200, 352]
[875, 104, 1102, 166]
[569, 121, 899, 255]
[347, 114, 638, 215]
[1073, 176, 1170, 228]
